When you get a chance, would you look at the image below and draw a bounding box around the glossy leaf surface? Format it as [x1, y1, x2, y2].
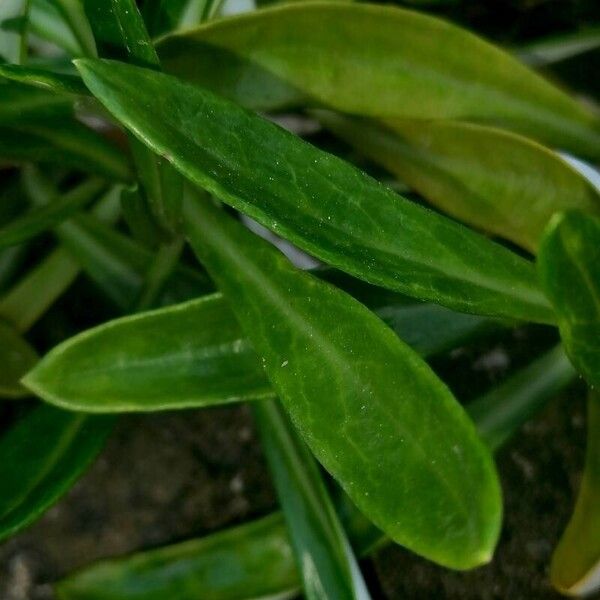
[0, 320, 38, 398]
[53, 345, 569, 600]
[0, 404, 113, 542]
[156, 3, 600, 157]
[24, 276, 495, 412]
[320, 114, 600, 252]
[76, 58, 553, 323]
[538, 211, 600, 386]
[0, 64, 90, 96]
[550, 392, 600, 596]
[254, 399, 370, 599]
[184, 195, 501, 569]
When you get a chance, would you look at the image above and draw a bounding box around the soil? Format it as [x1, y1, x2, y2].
[0, 341, 594, 600]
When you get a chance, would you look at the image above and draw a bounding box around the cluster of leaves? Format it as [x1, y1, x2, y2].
[0, 0, 599, 597]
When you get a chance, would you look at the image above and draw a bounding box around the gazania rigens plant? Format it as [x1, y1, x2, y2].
[0, 0, 599, 597]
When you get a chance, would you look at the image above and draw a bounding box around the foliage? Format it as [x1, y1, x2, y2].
[0, 0, 598, 596]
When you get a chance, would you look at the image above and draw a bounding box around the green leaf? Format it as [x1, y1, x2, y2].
[518, 28, 600, 67]
[185, 194, 501, 569]
[0, 84, 131, 181]
[75, 58, 553, 323]
[0, 64, 90, 96]
[0, 404, 113, 542]
[0, 177, 105, 251]
[29, 0, 81, 56]
[50, 0, 97, 57]
[0, 123, 131, 181]
[466, 345, 575, 451]
[0, 185, 122, 332]
[57, 212, 210, 309]
[0, 320, 38, 398]
[0, 0, 29, 63]
[53, 345, 572, 600]
[254, 400, 370, 599]
[550, 392, 600, 596]
[156, 3, 600, 158]
[23, 273, 495, 413]
[0, 248, 80, 333]
[56, 513, 300, 600]
[319, 114, 600, 253]
[537, 211, 600, 387]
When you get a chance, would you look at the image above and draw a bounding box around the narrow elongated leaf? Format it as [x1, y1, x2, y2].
[0, 178, 104, 250]
[0, 404, 113, 542]
[538, 211, 600, 386]
[51, 0, 97, 57]
[467, 345, 575, 451]
[0, 64, 90, 96]
[0, 248, 79, 333]
[54, 345, 570, 600]
[255, 400, 370, 599]
[0, 0, 28, 63]
[319, 114, 600, 252]
[518, 28, 600, 67]
[76, 59, 553, 323]
[29, 0, 81, 55]
[23, 277, 495, 413]
[156, 3, 600, 157]
[0, 320, 38, 398]
[551, 392, 600, 596]
[0, 186, 122, 332]
[184, 194, 501, 569]
[57, 514, 300, 600]
[0, 122, 131, 181]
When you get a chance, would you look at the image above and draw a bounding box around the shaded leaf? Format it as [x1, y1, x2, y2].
[550, 392, 600, 596]
[0, 177, 105, 251]
[466, 345, 575, 451]
[0, 404, 113, 542]
[50, 0, 97, 57]
[254, 399, 370, 599]
[0, 320, 38, 398]
[53, 344, 570, 600]
[156, 3, 600, 157]
[538, 211, 600, 386]
[319, 114, 600, 252]
[0, 64, 90, 96]
[76, 58, 553, 323]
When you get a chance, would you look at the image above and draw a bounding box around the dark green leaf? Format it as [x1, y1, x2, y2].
[466, 345, 575, 451]
[0, 177, 105, 251]
[550, 392, 600, 596]
[537, 211, 600, 386]
[23, 272, 495, 413]
[184, 194, 501, 569]
[75, 58, 553, 323]
[56, 513, 300, 600]
[0, 0, 28, 63]
[50, 0, 97, 57]
[0, 404, 113, 542]
[156, 3, 600, 157]
[0, 320, 38, 398]
[319, 114, 600, 252]
[254, 399, 370, 599]
[0, 248, 80, 333]
[0, 64, 90, 96]
[54, 343, 570, 599]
